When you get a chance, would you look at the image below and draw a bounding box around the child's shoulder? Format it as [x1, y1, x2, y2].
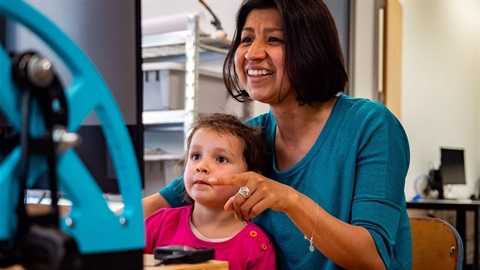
[239, 221, 274, 251]
[244, 221, 269, 236]
[147, 205, 192, 221]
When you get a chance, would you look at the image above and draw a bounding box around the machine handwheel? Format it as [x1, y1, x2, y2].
[0, 0, 144, 263]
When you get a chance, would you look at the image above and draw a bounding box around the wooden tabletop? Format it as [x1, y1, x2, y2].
[4, 254, 228, 270]
[143, 254, 228, 270]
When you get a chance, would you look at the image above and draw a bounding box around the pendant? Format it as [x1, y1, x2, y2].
[305, 235, 315, 252]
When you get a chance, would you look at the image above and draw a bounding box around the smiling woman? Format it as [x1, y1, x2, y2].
[233, 8, 289, 106]
[144, 0, 412, 269]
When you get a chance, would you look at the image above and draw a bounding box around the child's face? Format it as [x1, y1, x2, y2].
[184, 127, 248, 208]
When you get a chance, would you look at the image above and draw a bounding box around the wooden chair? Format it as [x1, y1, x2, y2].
[410, 217, 464, 270]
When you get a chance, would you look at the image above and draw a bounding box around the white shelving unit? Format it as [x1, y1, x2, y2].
[141, 14, 251, 195]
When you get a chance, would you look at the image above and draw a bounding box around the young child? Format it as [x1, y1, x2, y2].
[144, 113, 276, 269]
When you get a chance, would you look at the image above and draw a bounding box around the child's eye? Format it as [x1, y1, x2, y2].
[217, 156, 228, 163]
[191, 153, 200, 160]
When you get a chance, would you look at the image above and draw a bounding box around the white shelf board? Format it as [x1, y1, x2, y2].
[143, 109, 185, 125]
[144, 154, 184, 161]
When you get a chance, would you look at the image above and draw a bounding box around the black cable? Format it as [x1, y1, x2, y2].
[17, 87, 32, 237]
[46, 131, 59, 220]
[154, 259, 165, 267]
[198, 0, 223, 31]
[38, 191, 47, 204]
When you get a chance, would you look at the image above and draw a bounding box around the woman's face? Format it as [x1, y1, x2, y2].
[184, 128, 248, 208]
[234, 8, 291, 105]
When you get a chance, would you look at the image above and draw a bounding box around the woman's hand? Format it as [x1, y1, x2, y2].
[209, 171, 298, 220]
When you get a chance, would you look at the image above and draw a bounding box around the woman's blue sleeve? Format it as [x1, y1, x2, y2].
[351, 104, 410, 267]
[159, 176, 186, 207]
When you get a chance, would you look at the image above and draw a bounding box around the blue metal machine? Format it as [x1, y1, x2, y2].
[0, 1, 144, 269]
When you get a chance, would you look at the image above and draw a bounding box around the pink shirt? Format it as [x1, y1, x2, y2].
[144, 205, 276, 270]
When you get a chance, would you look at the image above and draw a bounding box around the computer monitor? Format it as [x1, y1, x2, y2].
[440, 148, 466, 185]
[1, 0, 144, 194]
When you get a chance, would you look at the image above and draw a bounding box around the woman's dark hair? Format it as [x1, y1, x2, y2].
[223, 0, 348, 106]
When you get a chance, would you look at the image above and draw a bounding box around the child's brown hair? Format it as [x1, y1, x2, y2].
[182, 113, 269, 203]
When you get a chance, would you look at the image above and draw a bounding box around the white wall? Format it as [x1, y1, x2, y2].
[350, 0, 378, 101]
[141, 0, 241, 39]
[400, 0, 480, 200]
[352, 0, 480, 200]
[142, 0, 480, 200]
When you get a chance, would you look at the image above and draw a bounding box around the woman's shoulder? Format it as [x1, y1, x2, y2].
[337, 94, 398, 121]
[338, 94, 387, 110]
[335, 94, 408, 146]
